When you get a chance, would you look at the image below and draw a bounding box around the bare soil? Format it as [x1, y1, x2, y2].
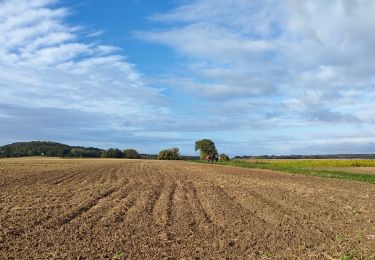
[0, 158, 374, 259]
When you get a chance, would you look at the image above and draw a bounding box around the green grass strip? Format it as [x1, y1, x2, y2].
[191, 160, 375, 184]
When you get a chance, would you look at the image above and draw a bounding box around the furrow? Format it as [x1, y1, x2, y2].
[57, 187, 118, 226]
[212, 184, 268, 227]
[186, 181, 214, 226]
[166, 182, 177, 242]
[145, 177, 165, 214]
[180, 179, 217, 240]
[101, 189, 138, 224]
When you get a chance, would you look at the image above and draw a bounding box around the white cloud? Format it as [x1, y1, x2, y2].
[136, 23, 274, 61]
[0, 0, 183, 152]
[0, 0, 168, 130]
[1, 0, 374, 155]
[137, 0, 375, 126]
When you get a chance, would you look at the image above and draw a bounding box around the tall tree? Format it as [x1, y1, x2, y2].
[195, 139, 217, 160]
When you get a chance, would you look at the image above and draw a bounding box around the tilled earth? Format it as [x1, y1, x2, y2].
[0, 158, 374, 259]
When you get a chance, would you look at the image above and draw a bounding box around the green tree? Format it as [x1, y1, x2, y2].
[195, 139, 217, 160]
[0, 141, 103, 158]
[158, 147, 180, 160]
[123, 149, 141, 159]
[220, 154, 230, 161]
[101, 148, 123, 158]
[70, 148, 85, 157]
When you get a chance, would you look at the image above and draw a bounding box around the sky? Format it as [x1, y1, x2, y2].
[0, 0, 374, 156]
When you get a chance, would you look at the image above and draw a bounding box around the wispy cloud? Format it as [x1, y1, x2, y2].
[1, 0, 374, 155]
[136, 0, 375, 124]
[132, 0, 375, 154]
[0, 0, 176, 151]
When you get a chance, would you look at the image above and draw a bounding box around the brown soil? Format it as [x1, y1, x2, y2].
[0, 158, 374, 259]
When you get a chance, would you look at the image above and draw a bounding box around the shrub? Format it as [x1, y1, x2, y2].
[220, 154, 230, 161]
[158, 147, 180, 160]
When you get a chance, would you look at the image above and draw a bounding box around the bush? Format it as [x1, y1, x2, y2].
[123, 149, 141, 159]
[158, 147, 179, 160]
[220, 154, 230, 161]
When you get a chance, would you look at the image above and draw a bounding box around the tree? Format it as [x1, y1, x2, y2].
[158, 147, 180, 160]
[220, 154, 230, 161]
[195, 139, 217, 160]
[101, 148, 123, 158]
[123, 149, 141, 159]
[70, 148, 85, 157]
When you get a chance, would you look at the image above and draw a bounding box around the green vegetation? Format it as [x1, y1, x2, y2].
[220, 154, 230, 161]
[235, 154, 375, 160]
[195, 139, 217, 160]
[224, 160, 375, 184]
[101, 148, 123, 158]
[158, 147, 180, 160]
[123, 149, 141, 159]
[335, 234, 344, 243]
[0, 141, 144, 159]
[339, 254, 357, 260]
[112, 251, 125, 259]
[0, 141, 102, 158]
[250, 159, 375, 168]
[192, 159, 375, 184]
[0, 141, 200, 160]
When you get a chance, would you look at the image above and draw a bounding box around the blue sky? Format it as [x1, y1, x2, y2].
[0, 0, 375, 156]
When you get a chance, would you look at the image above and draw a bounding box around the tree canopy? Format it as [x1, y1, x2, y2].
[220, 153, 230, 161]
[195, 139, 217, 160]
[101, 148, 123, 158]
[0, 141, 102, 158]
[123, 149, 141, 159]
[158, 147, 180, 160]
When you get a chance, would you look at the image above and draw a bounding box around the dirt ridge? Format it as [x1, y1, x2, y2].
[0, 158, 374, 259]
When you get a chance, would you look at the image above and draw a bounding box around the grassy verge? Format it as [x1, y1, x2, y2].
[191, 160, 375, 184]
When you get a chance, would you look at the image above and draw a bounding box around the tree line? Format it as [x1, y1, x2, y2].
[101, 148, 141, 159]
[0, 141, 141, 159]
[0, 140, 229, 161]
[235, 154, 375, 159]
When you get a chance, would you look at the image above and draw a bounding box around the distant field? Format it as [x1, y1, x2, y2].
[324, 167, 375, 174]
[1, 158, 374, 259]
[217, 159, 375, 184]
[244, 159, 375, 168]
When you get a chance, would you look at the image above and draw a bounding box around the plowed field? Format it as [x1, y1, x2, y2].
[0, 158, 374, 259]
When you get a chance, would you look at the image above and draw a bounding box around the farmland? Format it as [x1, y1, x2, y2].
[218, 159, 375, 184]
[0, 158, 374, 259]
